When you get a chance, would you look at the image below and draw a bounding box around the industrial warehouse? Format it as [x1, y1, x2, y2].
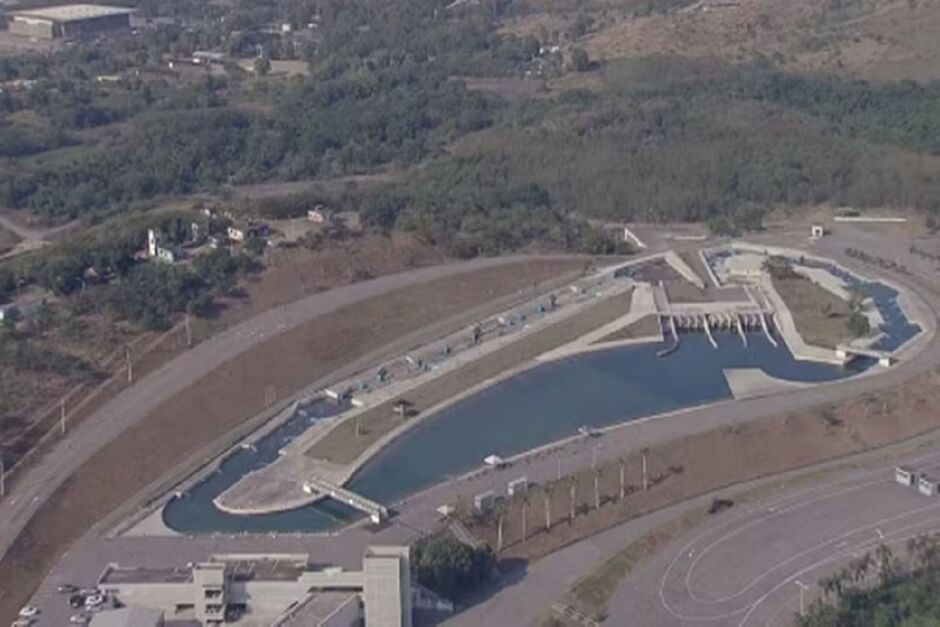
[5, 4, 134, 40]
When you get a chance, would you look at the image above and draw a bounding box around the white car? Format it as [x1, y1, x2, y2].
[11, 620, 33, 627]
[17, 607, 39, 619]
[84, 595, 105, 608]
[69, 614, 89, 625]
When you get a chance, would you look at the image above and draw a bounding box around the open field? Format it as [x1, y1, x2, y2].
[306, 289, 633, 465]
[592, 314, 662, 344]
[503, 0, 940, 81]
[772, 273, 853, 349]
[0, 258, 584, 624]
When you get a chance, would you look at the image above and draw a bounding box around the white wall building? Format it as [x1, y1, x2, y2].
[97, 547, 429, 627]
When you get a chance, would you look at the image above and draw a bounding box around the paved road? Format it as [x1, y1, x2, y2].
[0, 256, 548, 564]
[616, 448, 940, 627]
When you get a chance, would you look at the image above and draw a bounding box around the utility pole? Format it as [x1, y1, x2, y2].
[642, 451, 649, 491]
[185, 313, 193, 347]
[126, 345, 133, 384]
[60, 397, 67, 436]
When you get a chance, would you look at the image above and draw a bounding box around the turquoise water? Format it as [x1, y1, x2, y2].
[163, 331, 869, 533]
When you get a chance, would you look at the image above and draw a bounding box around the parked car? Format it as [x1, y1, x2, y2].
[57, 584, 78, 594]
[708, 497, 735, 515]
[84, 595, 105, 609]
[11, 620, 33, 627]
[69, 614, 89, 625]
[69, 595, 85, 609]
[17, 608, 39, 619]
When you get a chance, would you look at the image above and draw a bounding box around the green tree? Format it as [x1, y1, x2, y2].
[254, 56, 271, 76]
[847, 310, 870, 337]
[412, 536, 495, 600]
[570, 48, 591, 72]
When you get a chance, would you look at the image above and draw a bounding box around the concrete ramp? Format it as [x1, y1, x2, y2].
[663, 251, 707, 290]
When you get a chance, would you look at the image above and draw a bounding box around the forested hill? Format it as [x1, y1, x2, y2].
[2, 0, 940, 251]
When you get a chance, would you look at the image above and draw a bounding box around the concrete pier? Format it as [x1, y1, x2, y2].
[656, 316, 680, 358]
[735, 315, 747, 347]
[759, 313, 778, 348]
[703, 315, 718, 349]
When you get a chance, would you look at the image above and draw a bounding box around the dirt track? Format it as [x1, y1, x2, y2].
[0, 256, 585, 623]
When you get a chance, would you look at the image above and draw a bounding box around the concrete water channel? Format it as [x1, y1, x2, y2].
[161, 250, 921, 535]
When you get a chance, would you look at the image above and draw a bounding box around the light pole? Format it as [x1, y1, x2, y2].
[795, 580, 809, 616]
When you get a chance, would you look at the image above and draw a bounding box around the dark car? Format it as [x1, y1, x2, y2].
[708, 498, 734, 515]
[57, 584, 78, 594]
[68, 595, 84, 609]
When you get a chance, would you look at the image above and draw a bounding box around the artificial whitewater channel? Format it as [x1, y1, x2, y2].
[162, 260, 919, 534]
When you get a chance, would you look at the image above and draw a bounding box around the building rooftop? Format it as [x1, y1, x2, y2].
[100, 565, 193, 585]
[9, 4, 135, 23]
[223, 558, 308, 582]
[89, 607, 164, 627]
[280, 592, 359, 626]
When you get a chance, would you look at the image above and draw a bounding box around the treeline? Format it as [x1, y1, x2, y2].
[360, 156, 633, 256]
[4, 214, 258, 329]
[800, 535, 940, 627]
[454, 58, 940, 225]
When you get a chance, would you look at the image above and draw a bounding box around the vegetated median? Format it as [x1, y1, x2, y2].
[0, 258, 584, 626]
[305, 288, 634, 465]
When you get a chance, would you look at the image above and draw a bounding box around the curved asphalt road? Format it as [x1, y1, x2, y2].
[0, 255, 552, 563]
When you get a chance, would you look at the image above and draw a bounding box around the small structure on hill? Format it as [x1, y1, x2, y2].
[147, 229, 180, 263]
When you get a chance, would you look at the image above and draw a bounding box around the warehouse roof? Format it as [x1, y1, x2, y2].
[89, 607, 164, 627]
[9, 4, 134, 23]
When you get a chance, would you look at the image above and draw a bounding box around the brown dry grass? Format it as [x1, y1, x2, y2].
[504, 0, 940, 81]
[0, 233, 446, 470]
[306, 289, 633, 464]
[773, 274, 853, 349]
[0, 258, 585, 625]
[591, 314, 661, 344]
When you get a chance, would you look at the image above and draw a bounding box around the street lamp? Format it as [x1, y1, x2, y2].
[795, 580, 810, 616]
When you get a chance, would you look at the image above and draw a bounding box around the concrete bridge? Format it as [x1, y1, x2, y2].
[303, 476, 389, 524]
[836, 344, 894, 367]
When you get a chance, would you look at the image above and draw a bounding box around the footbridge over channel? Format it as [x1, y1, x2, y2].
[303, 476, 389, 524]
[836, 344, 894, 367]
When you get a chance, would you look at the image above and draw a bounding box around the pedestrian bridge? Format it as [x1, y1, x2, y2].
[835, 344, 894, 367]
[303, 476, 389, 524]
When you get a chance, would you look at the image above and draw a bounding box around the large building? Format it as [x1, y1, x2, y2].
[6, 4, 134, 40]
[96, 547, 450, 627]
